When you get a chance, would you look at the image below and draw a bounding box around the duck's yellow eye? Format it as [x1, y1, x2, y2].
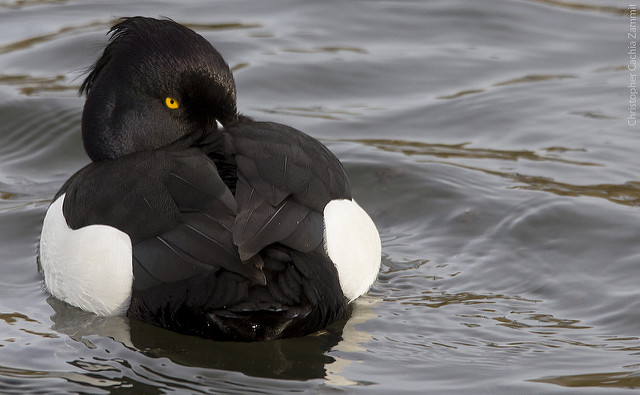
[165, 97, 179, 109]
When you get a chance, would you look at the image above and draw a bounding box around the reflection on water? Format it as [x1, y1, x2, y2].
[0, 21, 109, 55]
[438, 74, 578, 100]
[0, 312, 39, 325]
[184, 22, 263, 31]
[531, 371, 640, 389]
[384, 290, 540, 309]
[0, 0, 637, 392]
[282, 46, 368, 55]
[353, 138, 640, 207]
[351, 138, 597, 165]
[48, 297, 342, 380]
[492, 74, 576, 87]
[437, 89, 486, 100]
[510, 177, 640, 207]
[0, 295, 382, 392]
[0, 0, 69, 11]
[525, 0, 631, 16]
[0, 74, 72, 96]
[46, 296, 380, 385]
[0, 364, 122, 391]
[259, 105, 370, 120]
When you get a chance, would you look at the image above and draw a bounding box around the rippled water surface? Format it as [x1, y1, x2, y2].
[1, 0, 638, 393]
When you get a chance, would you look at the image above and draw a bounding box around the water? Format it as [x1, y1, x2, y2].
[0, 0, 638, 393]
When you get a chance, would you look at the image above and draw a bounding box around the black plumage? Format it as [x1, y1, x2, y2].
[48, 17, 361, 340]
[217, 121, 351, 260]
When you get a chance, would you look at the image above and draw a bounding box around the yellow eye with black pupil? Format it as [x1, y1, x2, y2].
[165, 97, 179, 109]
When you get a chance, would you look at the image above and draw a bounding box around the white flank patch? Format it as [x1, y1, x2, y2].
[39, 194, 133, 316]
[324, 199, 381, 302]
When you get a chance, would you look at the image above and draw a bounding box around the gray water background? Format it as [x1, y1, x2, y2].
[0, 0, 638, 393]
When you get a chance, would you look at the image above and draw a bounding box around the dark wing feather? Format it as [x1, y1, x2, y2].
[234, 155, 288, 206]
[59, 148, 265, 291]
[218, 121, 351, 260]
[232, 173, 322, 260]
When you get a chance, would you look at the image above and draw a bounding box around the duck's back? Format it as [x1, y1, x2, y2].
[41, 135, 354, 340]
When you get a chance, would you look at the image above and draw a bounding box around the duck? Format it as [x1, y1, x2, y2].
[39, 17, 381, 341]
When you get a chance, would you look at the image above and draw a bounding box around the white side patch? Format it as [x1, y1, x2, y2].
[324, 199, 381, 302]
[39, 194, 133, 316]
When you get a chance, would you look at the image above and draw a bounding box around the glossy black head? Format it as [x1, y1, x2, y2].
[80, 17, 238, 162]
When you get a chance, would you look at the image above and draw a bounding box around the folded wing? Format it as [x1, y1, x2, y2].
[221, 121, 351, 261]
[59, 149, 266, 305]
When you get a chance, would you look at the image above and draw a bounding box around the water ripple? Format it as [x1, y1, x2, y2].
[348, 139, 598, 167]
[347, 139, 640, 207]
[0, 0, 69, 10]
[437, 74, 577, 100]
[0, 21, 109, 55]
[531, 370, 640, 389]
[524, 0, 631, 16]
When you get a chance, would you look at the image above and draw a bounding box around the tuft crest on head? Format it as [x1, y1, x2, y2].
[79, 17, 153, 96]
[79, 17, 236, 100]
[79, 17, 238, 162]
